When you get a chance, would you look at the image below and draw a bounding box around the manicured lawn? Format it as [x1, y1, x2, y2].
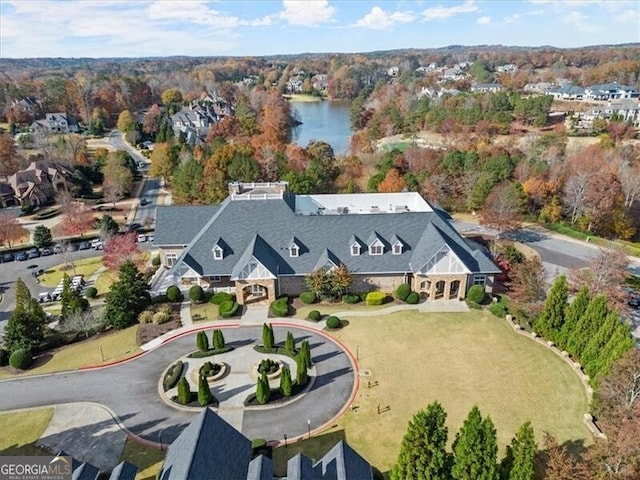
[40, 257, 104, 287]
[94, 270, 117, 296]
[190, 302, 218, 322]
[295, 302, 393, 319]
[0, 325, 140, 379]
[277, 309, 591, 475]
[0, 408, 55, 456]
[119, 438, 165, 480]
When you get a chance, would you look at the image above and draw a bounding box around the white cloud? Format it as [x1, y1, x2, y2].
[504, 13, 521, 23]
[279, 0, 335, 25]
[614, 9, 638, 23]
[476, 16, 491, 25]
[354, 6, 415, 30]
[422, 0, 478, 21]
[563, 10, 597, 33]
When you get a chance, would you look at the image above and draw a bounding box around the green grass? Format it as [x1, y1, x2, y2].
[382, 141, 412, 152]
[303, 309, 592, 474]
[94, 270, 117, 296]
[0, 408, 55, 456]
[295, 302, 392, 319]
[40, 257, 104, 287]
[0, 325, 140, 379]
[190, 302, 217, 321]
[544, 223, 640, 257]
[119, 438, 165, 480]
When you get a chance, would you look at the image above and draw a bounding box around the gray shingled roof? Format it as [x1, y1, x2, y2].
[246, 455, 273, 480]
[158, 196, 499, 278]
[108, 461, 138, 480]
[159, 408, 251, 480]
[287, 453, 315, 480]
[313, 440, 374, 480]
[72, 463, 100, 480]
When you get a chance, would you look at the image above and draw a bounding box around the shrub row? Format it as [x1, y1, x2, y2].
[163, 360, 183, 391]
[210, 292, 235, 305]
[342, 294, 361, 304]
[393, 283, 412, 302]
[366, 291, 387, 306]
[219, 300, 240, 318]
[187, 346, 233, 359]
[270, 296, 289, 317]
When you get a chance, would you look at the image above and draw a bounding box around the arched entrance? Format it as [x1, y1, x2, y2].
[243, 284, 268, 304]
[450, 280, 460, 299]
[434, 281, 445, 300]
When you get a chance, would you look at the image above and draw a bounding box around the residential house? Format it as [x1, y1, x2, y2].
[30, 112, 78, 134]
[546, 85, 585, 100]
[581, 99, 640, 128]
[9, 96, 40, 120]
[442, 68, 464, 82]
[496, 64, 518, 73]
[0, 160, 73, 207]
[171, 92, 234, 146]
[585, 83, 639, 101]
[158, 408, 373, 480]
[471, 83, 505, 93]
[154, 182, 500, 304]
[524, 82, 555, 93]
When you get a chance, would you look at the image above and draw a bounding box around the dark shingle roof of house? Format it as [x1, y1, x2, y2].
[158, 195, 499, 278]
[313, 440, 374, 480]
[287, 453, 315, 480]
[71, 462, 100, 480]
[108, 461, 138, 480]
[246, 455, 272, 480]
[159, 408, 251, 480]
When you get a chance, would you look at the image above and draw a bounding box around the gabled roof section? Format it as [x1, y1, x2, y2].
[313, 440, 374, 480]
[367, 231, 384, 247]
[154, 205, 219, 246]
[231, 235, 280, 280]
[349, 234, 363, 247]
[108, 461, 138, 480]
[246, 455, 273, 480]
[72, 463, 100, 480]
[159, 408, 251, 480]
[314, 249, 341, 271]
[287, 453, 315, 480]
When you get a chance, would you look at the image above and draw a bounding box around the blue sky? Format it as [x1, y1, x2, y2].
[1, 1, 638, 58]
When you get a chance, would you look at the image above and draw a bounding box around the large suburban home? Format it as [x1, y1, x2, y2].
[154, 182, 500, 304]
[30, 112, 78, 134]
[546, 84, 585, 100]
[159, 408, 373, 480]
[581, 99, 640, 128]
[585, 83, 639, 101]
[0, 160, 73, 207]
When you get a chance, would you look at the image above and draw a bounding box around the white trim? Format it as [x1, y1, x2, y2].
[351, 243, 361, 256]
[392, 242, 403, 255]
[213, 245, 223, 260]
[473, 275, 486, 286]
[369, 238, 384, 256]
[420, 245, 470, 274]
[290, 245, 299, 257]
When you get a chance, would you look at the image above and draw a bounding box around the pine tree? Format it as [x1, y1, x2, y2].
[198, 374, 213, 406]
[581, 312, 619, 377]
[452, 406, 498, 480]
[285, 331, 296, 353]
[13, 278, 31, 314]
[213, 329, 225, 350]
[280, 364, 293, 397]
[391, 401, 451, 480]
[196, 331, 209, 351]
[507, 421, 536, 480]
[262, 323, 274, 349]
[295, 352, 309, 386]
[104, 261, 151, 329]
[300, 339, 312, 368]
[567, 294, 607, 360]
[256, 371, 271, 404]
[177, 377, 191, 405]
[535, 275, 568, 344]
[4, 280, 47, 353]
[593, 325, 636, 378]
[560, 286, 589, 354]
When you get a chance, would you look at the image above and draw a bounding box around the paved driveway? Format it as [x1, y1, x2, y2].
[0, 325, 356, 444]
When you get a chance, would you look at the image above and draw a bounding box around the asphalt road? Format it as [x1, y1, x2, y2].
[0, 326, 355, 444]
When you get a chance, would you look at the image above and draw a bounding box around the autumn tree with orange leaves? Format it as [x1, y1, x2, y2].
[102, 233, 144, 272]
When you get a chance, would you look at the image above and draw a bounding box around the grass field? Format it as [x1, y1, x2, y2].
[0, 325, 140, 379]
[190, 302, 218, 321]
[40, 257, 104, 287]
[275, 309, 591, 475]
[94, 270, 118, 295]
[119, 438, 165, 480]
[284, 94, 323, 102]
[0, 408, 55, 456]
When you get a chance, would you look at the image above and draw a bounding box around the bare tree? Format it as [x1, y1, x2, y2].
[563, 171, 588, 224]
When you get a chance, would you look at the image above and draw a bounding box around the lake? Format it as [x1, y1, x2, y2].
[290, 100, 352, 155]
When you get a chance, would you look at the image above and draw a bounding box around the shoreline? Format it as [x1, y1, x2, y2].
[284, 94, 324, 103]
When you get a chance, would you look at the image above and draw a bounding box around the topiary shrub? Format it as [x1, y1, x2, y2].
[258, 358, 279, 374]
[189, 285, 205, 303]
[198, 374, 214, 406]
[152, 256, 161, 267]
[308, 310, 322, 321]
[219, 300, 239, 318]
[359, 291, 370, 301]
[199, 361, 221, 377]
[177, 377, 191, 405]
[196, 331, 209, 351]
[393, 283, 412, 302]
[270, 297, 289, 317]
[366, 291, 387, 306]
[0, 348, 9, 366]
[210, 292, 235, 305]
[166, 285, 183, 302]
[489, 296, 509, 317]
[405, 291, 420, 304]
[85, 286, 98, 299]
[152, 311, 170, 324]
[325, 316, 342, 329]
[466, 284, 486, 304]
[138, 310, 154, 324]
[162, 361, 183, 391]
[299, 291, 316, 304]
[9, 349, 32, 370]
[342, 294, 360, 304]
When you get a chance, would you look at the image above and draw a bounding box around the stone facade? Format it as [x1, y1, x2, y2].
[235, 279, 277, 305]
[350, 273, 408, 293]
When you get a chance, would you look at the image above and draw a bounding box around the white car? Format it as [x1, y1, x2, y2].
[91, 239, 103, 250]
[137, 234, 147, 243]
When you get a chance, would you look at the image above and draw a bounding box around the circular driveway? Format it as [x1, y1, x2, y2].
[0, 325, 356, 444]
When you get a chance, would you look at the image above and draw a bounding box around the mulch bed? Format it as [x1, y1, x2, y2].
[137, 318, 181, 345]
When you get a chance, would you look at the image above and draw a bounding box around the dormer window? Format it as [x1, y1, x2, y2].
[290, 245, 299, 257]
[393, 242, 403, 255]
[351, 244, 361, 256]
[369, 240, 384, 256]
[213, 246, 223, 260]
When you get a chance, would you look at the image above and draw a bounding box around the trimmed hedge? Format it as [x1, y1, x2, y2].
[187, 346, 233, 358]
[393, 283, 411, 301]
[466, 284, 486, 304]
[326, 316, 342, 329]
[366, 291, 387, 306]
[406, 291, 420, 304]
[489, 296, 509, 317]
[253, 345, 298, 360]
[9, 349, 32, 370]
[189, 285, 205, 303]
[342, 294, 360, 304]
[152, 256, 161, 267]
[270, 296, 289, 317]
[210, 292, 235, 305]
[85, 286, 98, 299]
[166, 285, 183, 302]
[299, 291, 316, 304]
[219, 300, 240, 318]
[308, 310, 322, 321]
[162, 360, 183, 391]
[359, 292, 370, 301]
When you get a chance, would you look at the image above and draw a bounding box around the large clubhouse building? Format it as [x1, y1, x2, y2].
[154, 182, 500, 304]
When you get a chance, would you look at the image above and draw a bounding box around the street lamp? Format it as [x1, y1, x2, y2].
[307, 419, 311, 439]
[283, 433, 288, 448]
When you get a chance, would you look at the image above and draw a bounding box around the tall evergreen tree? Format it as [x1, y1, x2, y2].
[262, 323, 274, 349]
[507, 422, 536, 480]
[104, 261, 151, 329]
[300, 339, 312, 368]
[212, 329, 225, 350]
[560, 286, 589, 353]
[581, 312, 619, 377]
[60, 274, 87, 321]
[4, 279, 47, 353]
[535, 275, 568, 343]
[198, 374, 213, 406]
[13, 278, 31, 314]
[452, 406, 498, 480]
[391, 401, 451, 480]
[295, 352, 309, 386]
[567, 294, 607, 359]
[280, 364, 293, 397]
[177, 377, 191, 405]
[196, 331, 209, 351]
[285, 331, 296, 353]
[593, 325, 636, 378]
[256, 371, 271, 404]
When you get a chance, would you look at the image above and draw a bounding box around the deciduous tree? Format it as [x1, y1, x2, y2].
[102, 233, 143, 272]
[378, 168, 407, 193]
[0, 213, 27, 247]
[480, 182, 527, 234]
[0, 132, 19, 175]
[150, 143, 178, 183]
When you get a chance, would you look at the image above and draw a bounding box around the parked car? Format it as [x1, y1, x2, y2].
[126, 222, 142, 232]
[91, 239, 103, 250]
[53, 243, 63, 254]
[147, 234, 154, 242]
[28, 248, 41, 259]
[140, 198, 148, 206]
[68, 243, 79, 252]
[1, 252, 14, 263]
[78, 241, 90, 250]
[16, 252, 28, 261]
[41, 247, 53, 256]
[137, 234, 147, 243]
